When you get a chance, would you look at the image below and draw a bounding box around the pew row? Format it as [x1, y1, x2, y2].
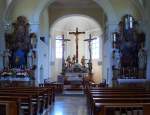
[0, 86, 54, 115]
[86, 86, 150, 115]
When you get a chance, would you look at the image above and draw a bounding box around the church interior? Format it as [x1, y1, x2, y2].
[0, 0, 150, 115]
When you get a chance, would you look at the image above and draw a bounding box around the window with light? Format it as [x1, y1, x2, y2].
[56, 36, 62, 59]
[91, 37, 99, 59]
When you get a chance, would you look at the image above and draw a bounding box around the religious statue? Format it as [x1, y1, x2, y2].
[72, 55, 76, 64]
[32, 50, 36, 66]
[14, 48, 26, 67]
[138, 48, 147, 70]
[27, 50, 33, 68]
[66, 56, 71, 68]
[84, 34, 97, 74]
[69, 28, 85, 63]
[112, 48, 121, 69]
[81, 56, 86, 67]
[3, 49, 11, 68]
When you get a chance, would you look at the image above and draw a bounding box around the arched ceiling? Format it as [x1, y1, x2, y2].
[0, 0, 145, 25]
[48, 0, 106, 29]
[51, 15, 101, 33]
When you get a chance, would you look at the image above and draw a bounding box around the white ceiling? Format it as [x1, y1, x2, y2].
[51, 15, 101, 32]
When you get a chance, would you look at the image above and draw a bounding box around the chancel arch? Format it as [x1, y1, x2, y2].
[50, 14, 103, 83]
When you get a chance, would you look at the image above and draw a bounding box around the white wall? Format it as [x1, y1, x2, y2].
[38, 7, 50, 83]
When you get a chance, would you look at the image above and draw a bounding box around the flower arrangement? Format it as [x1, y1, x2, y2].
[0, 68, 34, 80]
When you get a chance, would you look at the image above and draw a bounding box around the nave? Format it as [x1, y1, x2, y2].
[48, 94, 88, 115]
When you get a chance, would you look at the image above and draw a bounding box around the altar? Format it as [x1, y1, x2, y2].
[0, 16, 36, 87]
[65, 72, 87, 84]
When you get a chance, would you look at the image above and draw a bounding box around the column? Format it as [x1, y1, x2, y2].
[103, 21, 118, 86]
[30, 22, 40, 85]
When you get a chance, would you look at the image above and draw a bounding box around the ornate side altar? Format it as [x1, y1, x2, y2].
[0, 16, 37, 86]
[111, 14, 147, 86]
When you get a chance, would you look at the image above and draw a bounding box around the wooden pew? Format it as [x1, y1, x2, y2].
[0, 86, 54, 106]
[0, 95, 33, 115]
[0, 86, 54, 115]
[86, 87, 150, 115]
[0, 101, 18, 115]
[0, 91, 39, 114]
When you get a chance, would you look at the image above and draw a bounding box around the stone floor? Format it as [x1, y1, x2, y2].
[45, 95, 88, 115]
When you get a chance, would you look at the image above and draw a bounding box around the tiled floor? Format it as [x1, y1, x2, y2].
[46, 95, 88, 115]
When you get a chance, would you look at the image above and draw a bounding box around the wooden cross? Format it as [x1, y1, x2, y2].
[69, 28, 85, 63]
[84, 34, 97, 74]
[56, 35, 70, 74]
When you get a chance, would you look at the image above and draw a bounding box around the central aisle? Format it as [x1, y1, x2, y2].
[47, 94, 88, 115]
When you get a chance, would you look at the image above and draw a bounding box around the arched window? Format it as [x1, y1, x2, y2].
[91, 36, 99, 59]
[56, 36, 62, 59]
[124, 15, 134, 30]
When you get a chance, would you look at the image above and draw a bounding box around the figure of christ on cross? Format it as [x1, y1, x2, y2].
[69, 28, 85, 63]
[84, 34, 97, 74]
[56, 35, 70, 74]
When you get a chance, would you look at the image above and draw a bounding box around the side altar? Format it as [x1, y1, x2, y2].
[112, 15, 147, 87]
[0, 16, 37, 86]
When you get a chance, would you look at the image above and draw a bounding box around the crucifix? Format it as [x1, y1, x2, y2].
[56, 35, 70, 74]
[69, 28, 85, 63]
[84, 34, 97, 74]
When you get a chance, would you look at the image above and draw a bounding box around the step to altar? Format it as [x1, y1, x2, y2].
[63, 84, 83, 91]
[63, 90, 84, 96]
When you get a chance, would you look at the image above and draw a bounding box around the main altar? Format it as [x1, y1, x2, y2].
[57, 28, 95, 90]
[0, 16, 36, 87]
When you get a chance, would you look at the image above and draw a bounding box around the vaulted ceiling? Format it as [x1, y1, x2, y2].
[51, 15, 101, 32]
